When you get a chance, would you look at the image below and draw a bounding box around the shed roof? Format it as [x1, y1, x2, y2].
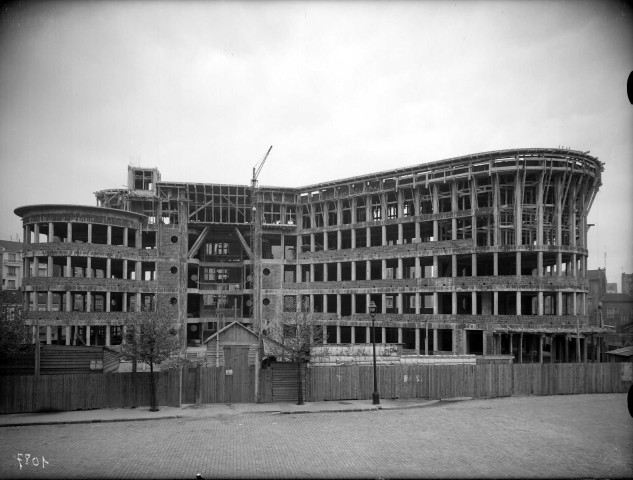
[203, 321, 259, 345]
[605, 345, 633, 357]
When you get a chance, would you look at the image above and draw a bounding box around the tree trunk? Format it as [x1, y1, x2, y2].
[149, 361, 159, 412]
[297, 361, 304, 405]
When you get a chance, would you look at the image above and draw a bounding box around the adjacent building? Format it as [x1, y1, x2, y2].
[0, 240, 23, 291]
[15, 148, 605, 363]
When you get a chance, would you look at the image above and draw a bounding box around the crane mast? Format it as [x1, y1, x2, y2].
[250, 146, 272, 339]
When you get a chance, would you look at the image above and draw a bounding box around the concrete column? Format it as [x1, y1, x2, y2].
[85, 326, 91, 346]
[415, 257, 421, 278]
[472, 253, 477, 277]
[46, 326, 52, 344]
[397, 258, 403, 279]
[415, 328, 420, 354]
[452, 255, 457, 277]
[123, 227, 128, 247]
[351, 229, 356, 249]
[398, 224, 403, 244]
[539, 335, 544, 364]
[323, 233, 328, 251]
[351, 261, 356, 281]
[66, 292, 72, 312]
[366, 326, 371, 344]
[366, 227, 371, 247]
[88, 223, 92, 243]
[33, 256, 39, 277]
[493, 252, 498, 276]
[397, 293, 403, 314]
[516, 251, 521, 276]
[106, 292, 111, 312]
[106, 258, 111, 278]
[48, 222, 54, 242]
[351, 326, 355, 344]
[433, 220, 438, 241]
[556, 252, 562, 276]
[351, 294, 356, 315]
[86, 292, 91, 312]
[323, 294, 328, 314]
[472, 291, 477, 315]
[34, 223, 40, 243]
[415, 293, 420, 314]
[381, 293, 387, 314]
[398, 328, 403, 344]
[516, 291, 521, 315]
[47, 291, 52, 310]
[538, 292, 544, 315]
[106, 326, 111, 346]
[451, 292, 457, 314]
[382, 226, 387, 246]
[67, 222, 72, 243]
[65, 326, 71, 345]
[122, 293, 127, 312]
[433, 292, 439, 315]
[381, 259, 387, 279]
[433, 328, 438, 353]
[323, 263, 328, 282]
[336, 294, 341, 319]
[86, 257, 92, 278]
[381, 327, 386, 343]
[366, 260, 371, 280]
[425, 325, 430, 355]
[337, 230, 342, 250]
[337, 262, 342, 281]
[493, 291, 499, 315]
[310, 233, 315, 252]
[432, 256, 438, 278]
[310, 264, 314, 283]
[557, 292, 563, 316]
[537, 251, 543, 276]
[107, 225, 112, 245]
[336, 326, 341, 344]
[415, 221, 420, 240]
[123, 259, 128, 280]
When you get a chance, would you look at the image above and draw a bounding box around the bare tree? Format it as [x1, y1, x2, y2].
[0, 289, 29, 358]
[115, 296, 181, 411]
[264, 298, 328, 405]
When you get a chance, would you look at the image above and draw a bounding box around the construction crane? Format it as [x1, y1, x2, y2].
[250, 146, 272, 340]
[252, 145, 273, 190]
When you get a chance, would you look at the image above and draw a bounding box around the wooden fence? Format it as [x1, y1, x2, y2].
[1, 363, 630, 414]
[306, 363, 631, 402]
[0, 371, 181, 414]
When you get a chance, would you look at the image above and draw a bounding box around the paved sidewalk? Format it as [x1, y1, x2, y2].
[0, 396, 453, 427]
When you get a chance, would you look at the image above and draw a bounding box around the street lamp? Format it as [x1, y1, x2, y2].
[369, 301, 379, 405]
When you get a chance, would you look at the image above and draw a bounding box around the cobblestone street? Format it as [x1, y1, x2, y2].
[2, 394, 632, 479]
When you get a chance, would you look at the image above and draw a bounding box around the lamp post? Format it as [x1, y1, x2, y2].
[369, 301, 379, 405]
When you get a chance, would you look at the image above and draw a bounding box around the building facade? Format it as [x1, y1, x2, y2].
[622, 273, 633, 296]
[0, 240, 23, 291]
[15, 148, 604, 363]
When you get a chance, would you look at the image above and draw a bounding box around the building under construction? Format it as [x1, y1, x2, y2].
[15, 147, 605, 363]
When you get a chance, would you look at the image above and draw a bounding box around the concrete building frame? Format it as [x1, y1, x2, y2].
[15, 148, 605, 363]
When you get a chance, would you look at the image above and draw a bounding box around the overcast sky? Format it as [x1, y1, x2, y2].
[1, 0, 631, 287]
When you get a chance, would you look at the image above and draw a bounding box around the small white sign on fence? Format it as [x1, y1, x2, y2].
[225, 369, 233, 376]
[621, 363, 632, 382]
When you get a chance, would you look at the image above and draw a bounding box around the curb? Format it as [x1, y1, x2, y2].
[0, 399, 443, 426]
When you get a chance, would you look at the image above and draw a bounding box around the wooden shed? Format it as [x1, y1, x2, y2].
[0, 345, 120, 375]
[203, 321, 260, 367]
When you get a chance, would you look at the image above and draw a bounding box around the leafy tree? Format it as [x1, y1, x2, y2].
[264, 299, 328, 405]
[0, 289, 29, 358]
[116, 296, 181, 411]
